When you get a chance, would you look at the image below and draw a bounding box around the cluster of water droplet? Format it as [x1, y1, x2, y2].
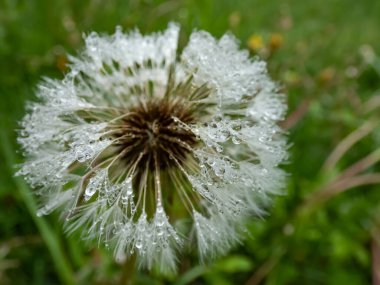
[69, 24, 181, 103]
[181, 29, 270, 105]
[113, 203, 181, 273]
[64, 173, 136, 246]
[193, 116, 247, 154]
[194, 150, 240, 181]
[84, 169, 108, 201]
[240, 122, 288, 168]
[65, 123, 109, 163]
[248, 91, 286, 122]
[83, 170, 136, 212]
[17, 150, 76, 188]
[37, 78, 93, 109]
[18, 110, 70, 154]
[36, 189, 75, 217]
[193, 209, 241, 261]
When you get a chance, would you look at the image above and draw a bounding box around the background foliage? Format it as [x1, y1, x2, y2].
[1, 0, 380, 284]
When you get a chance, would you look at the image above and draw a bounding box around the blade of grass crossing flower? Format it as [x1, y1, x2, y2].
[0, 131, 75, 285]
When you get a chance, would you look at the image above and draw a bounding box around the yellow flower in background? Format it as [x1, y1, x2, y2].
[269, 33, 284, 51]
[247, 34, 264, 52]
[248, 33, 284, 54]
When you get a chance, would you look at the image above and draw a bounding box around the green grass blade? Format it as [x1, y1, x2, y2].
[0, 132, 75, 285]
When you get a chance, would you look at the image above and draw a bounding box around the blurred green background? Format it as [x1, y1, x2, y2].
[1, 0, 380, 284]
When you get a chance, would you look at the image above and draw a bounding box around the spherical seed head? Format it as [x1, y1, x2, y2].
[17, 23, 288, 273]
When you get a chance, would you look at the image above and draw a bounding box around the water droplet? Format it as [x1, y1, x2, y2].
[232, 136, 242, 144]
[76, 151, 87, 162]
[85, 186, 96, 201]
[121, 196, 129, 205]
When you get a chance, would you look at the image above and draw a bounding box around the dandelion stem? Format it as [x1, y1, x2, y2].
[119, 254, 137, 285]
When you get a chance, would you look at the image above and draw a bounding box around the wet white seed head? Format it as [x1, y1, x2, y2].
[17, 23, 287, 273]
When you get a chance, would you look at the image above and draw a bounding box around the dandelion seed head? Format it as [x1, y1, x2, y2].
[17, 23, 288, 273]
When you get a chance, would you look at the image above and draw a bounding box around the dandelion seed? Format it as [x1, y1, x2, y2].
[17, 23, 288, 273]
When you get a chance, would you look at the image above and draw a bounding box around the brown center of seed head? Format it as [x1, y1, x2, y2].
[116, 98, 197, 172]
